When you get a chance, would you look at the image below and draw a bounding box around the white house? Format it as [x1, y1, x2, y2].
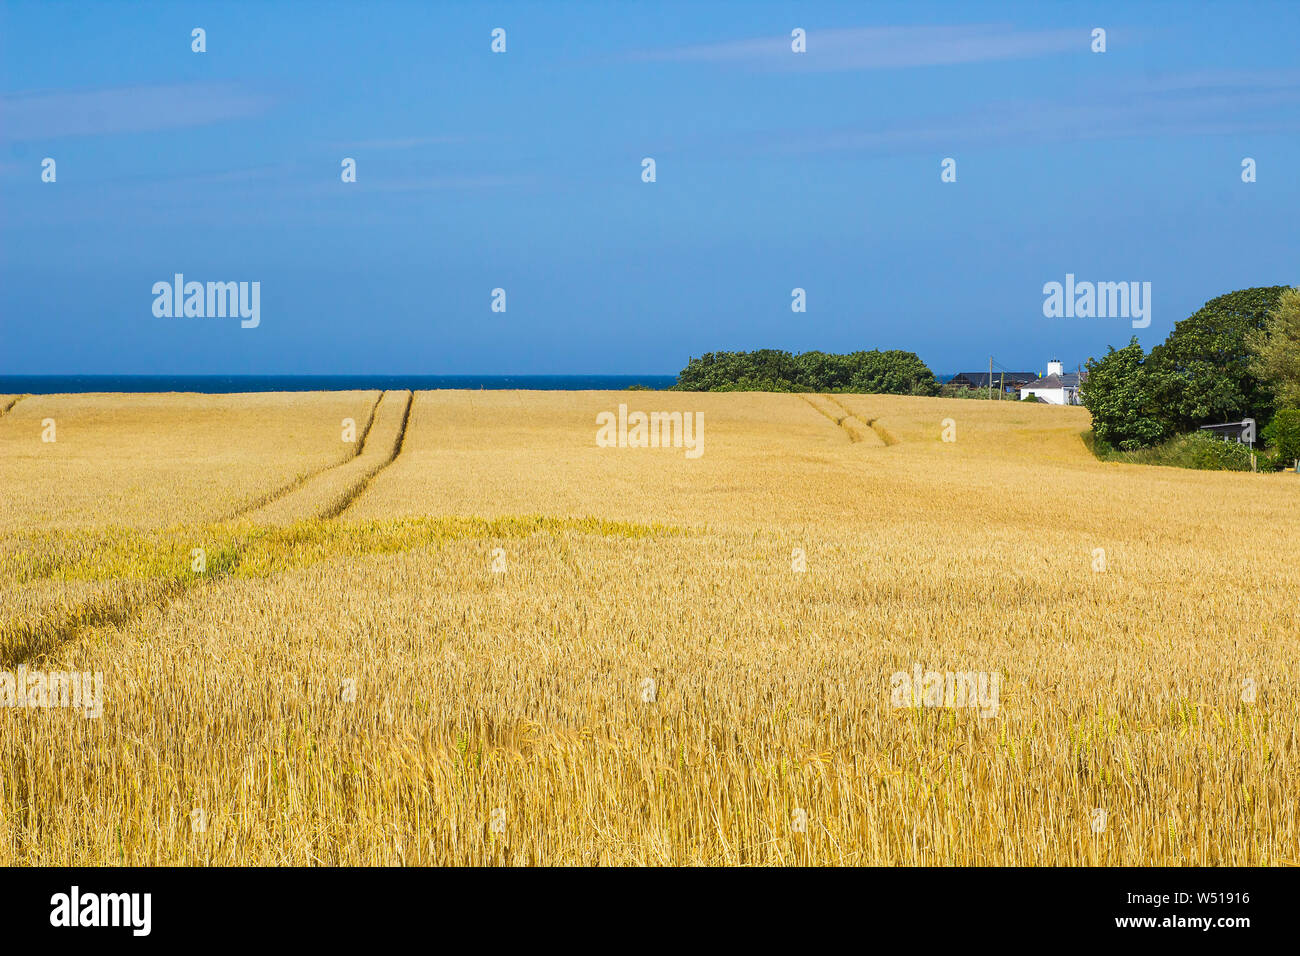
[1019, 360, 1086, 405]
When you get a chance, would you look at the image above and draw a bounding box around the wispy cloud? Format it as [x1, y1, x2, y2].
[1134, 68, 1300, 93]
[629, 24, 1087, 71]
[362, 173, 533, 192]
[770, 69, 1300, 154]
[333, 135, 464, 151]
[0, 82, 275, 140]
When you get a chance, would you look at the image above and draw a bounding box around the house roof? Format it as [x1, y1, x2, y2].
[949, 372, 1037, 387]
[1022, 371, 1086, 389]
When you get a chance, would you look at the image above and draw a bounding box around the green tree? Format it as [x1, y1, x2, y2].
[673, 349, 939, 395]
[1146, 286, 1286, 430]
[793, 351, 854, 390]
[674, 350, 801, 391]
[845, 350, 940, 395]
[1080, 338, 1170, 450]
[1246, 286, 1300, 409]
[1262, 409, 1300, 466]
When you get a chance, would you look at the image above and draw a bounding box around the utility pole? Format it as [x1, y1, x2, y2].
[999, 371, 1004, 401]
[988, 356, 993, 401]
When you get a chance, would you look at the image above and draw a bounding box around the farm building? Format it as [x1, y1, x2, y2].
[1198, 419, 1256, 444]
[948, 370, 1037, 394]
[1019, 360, 1087, 405]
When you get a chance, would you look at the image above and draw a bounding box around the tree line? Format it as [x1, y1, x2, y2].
[672, 349, 940, 395]
[1080, 285, 1300, 466]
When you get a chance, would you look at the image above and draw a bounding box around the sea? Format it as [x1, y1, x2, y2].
[1, 373, 961, 394]
[0, 375, 680, 394]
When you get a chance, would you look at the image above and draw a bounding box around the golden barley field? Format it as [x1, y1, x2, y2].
[1, 389, 1297, 866]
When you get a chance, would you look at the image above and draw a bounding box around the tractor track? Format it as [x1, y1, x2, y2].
[322, 389, 413, 519]
[799, 394, 888, 445]
[0, 396, 26, 420]
[222, 389, 385, 522]
[3, 390, 415, 667]
[822, 395, 899, 446]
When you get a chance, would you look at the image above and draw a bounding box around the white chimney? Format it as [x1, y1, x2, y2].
[1047, 359, 1064, 377]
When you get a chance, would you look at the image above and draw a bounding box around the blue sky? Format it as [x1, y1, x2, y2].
[2, 0, 1298, 376]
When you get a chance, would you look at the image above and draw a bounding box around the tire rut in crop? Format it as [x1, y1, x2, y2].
[222, 390, 386, 522]
[325, 390, 414, 519]
[823, 395, 899, 447]
[6, 391, 405, 666]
